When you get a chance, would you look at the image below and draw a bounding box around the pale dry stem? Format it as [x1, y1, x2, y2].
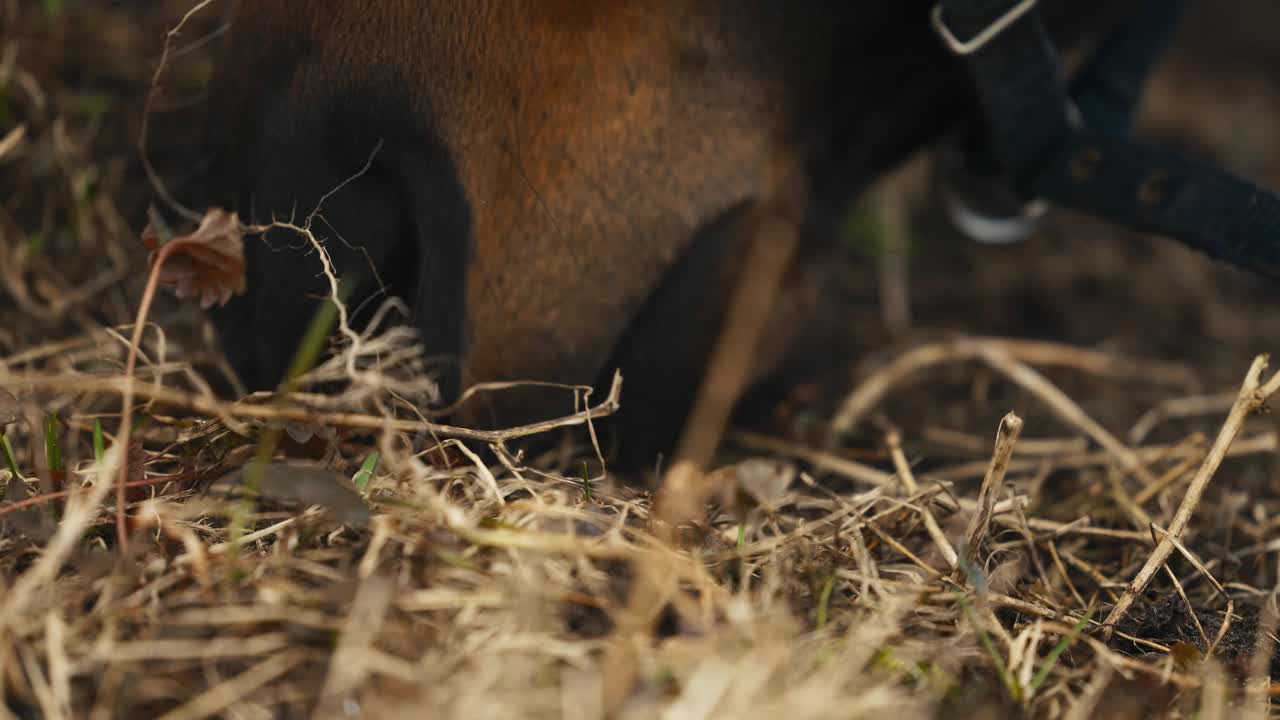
[1101, 354, 1280, 637]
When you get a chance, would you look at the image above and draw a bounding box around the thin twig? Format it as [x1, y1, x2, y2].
[114, 240, 180, 550]
[153, 652, 306, 720]
[976, 346, 1157, 487]
[1129, 393, 1236, 444]
[1244, 591, 1278, 720]
[1101, 354, 1280, 637]
[138, 0, 218, 223]
[887, 429, 957, 568]
[829, 336, 1194, 440]
[2, 369, 623, 444]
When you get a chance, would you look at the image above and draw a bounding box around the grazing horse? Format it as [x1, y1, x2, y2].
[200, 1, 1164, 463]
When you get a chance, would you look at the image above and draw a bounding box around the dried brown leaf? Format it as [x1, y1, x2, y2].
[142, 207, 246, 309]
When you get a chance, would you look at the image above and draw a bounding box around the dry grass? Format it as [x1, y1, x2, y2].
[5, 1, 1280, 718]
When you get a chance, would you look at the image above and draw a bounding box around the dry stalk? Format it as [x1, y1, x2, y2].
[732, 431, 896, 487]
[927, 431, 1275, 483]
[312, 574, 395, 718]
[1046, 541, 1086, 608]
[975, 346, 1157, 487]
[1243, 590, 1279, 719]
[960, 412, 1023, 569]
[1062, 659, 1114, 720]
[651, 210, 804, 535]
[887, 429, 957, 568]
[112, 214, 221, 550]
[1101, 354, 1280, 637]
[873, 163, 917, 338]
[1036, 621, 1200, 689]
[829, 336, 1193, 440]
[1133, 447, 1206, 505]
[2, 369, 622, 444]
[153, 651, 307, 720]
[1130, 392, 1236, 444]
[1162, 564, 1209, 648]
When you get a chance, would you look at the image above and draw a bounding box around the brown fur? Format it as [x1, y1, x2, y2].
[201, 0, 1136, 459]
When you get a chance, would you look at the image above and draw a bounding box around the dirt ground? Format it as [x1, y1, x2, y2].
[5, 1, 1280, 718]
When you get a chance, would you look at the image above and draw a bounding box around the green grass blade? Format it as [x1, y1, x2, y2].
[45, 412, 62, 474]
[1029, 608, 1094, 694]
[280, 284, 346, 396]
[93, 419, 105, 463]
[353, 451, 380, 494]
[815, 574, 836, 629]
[235, 283, 348, 553]
[956, 592, 1020, 702]
[1, 433, 20, 478]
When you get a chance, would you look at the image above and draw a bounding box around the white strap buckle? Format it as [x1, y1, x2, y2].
[931, 0, 1039, 56]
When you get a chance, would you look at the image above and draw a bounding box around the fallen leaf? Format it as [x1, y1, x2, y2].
[279, 422, 341, 462]
[142, 207, 246, 309]
[712, 458, 796, 524]
[734, 458, 795, 510]
[1169, 641, 1203, 671]
[247, 462, 371, 529]
[283, 421, 316, 445]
